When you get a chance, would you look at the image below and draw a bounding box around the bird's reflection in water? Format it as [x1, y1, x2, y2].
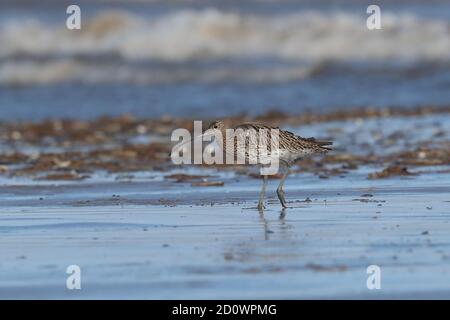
[279, 208, 287, 221]
[222, 208, 295, 263]
[258, 210, 270, 240]
[258, 208, 288, 240]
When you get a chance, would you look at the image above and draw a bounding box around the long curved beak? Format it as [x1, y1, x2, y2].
[169, 129, 219, 157]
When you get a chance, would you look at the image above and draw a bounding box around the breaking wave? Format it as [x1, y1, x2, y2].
[1, 9, 449, 85]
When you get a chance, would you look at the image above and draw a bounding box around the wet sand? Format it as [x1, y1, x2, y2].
[1, 169, 450, 299]
[1, 109, 450, 299]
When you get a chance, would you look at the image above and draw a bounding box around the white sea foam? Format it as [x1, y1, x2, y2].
[0, 59, 316, 85]
[1, 9, 449, 85]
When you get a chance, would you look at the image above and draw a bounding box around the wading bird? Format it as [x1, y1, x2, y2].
[204, 121, 332, 211]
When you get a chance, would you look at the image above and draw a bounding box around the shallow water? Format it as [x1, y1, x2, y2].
[1, 166, 450, 299]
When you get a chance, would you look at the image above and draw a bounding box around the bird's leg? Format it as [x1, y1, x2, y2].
[258, 175, 268, 211]
[277, 166, 290, 208]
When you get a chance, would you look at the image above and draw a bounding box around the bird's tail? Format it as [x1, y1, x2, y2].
[305, 137, 333, 152]
[316, 140, 333, 151]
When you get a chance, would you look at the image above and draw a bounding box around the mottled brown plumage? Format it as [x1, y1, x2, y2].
[206, 120, 332, 210]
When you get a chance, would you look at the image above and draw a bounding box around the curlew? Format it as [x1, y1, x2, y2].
[204, 120, 332, 210]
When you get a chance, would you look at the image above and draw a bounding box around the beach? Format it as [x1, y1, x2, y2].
[1, 108, 450, 299]
[1, 0, 450, 300]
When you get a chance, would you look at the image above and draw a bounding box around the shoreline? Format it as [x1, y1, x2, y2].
[0, 105, 449, 182]
[1, 106, 450, 299]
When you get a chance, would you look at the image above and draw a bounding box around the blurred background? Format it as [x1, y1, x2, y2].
[0, 0, 449, 121]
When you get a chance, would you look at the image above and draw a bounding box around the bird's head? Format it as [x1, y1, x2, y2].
[207, 120, 224, 131]
[204, 120, 225, 136]
[203, 120, 225, 141]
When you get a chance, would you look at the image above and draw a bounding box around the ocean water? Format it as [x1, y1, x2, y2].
[0, 0, 449, 120]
